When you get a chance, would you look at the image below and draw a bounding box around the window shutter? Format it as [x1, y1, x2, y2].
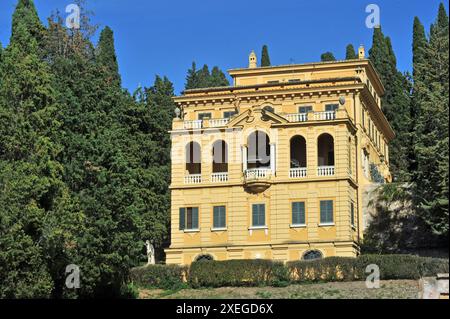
[179, 208, 185, 230]
[192, 207, 199, 229]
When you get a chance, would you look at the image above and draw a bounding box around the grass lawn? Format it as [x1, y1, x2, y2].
[138, 280, 420, 299]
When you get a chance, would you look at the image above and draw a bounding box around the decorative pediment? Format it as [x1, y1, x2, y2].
[227, 106, 289, 128]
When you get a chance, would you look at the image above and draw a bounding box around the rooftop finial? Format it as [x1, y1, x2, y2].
[249, 50, 257, 68]
[358, 45, 365, 59]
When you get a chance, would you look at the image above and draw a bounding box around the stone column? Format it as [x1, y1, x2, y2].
[270, 143, 276, 175]
[242, 145, 248, 173]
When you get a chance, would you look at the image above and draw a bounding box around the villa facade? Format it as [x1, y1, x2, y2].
[165, 47, 394, 265]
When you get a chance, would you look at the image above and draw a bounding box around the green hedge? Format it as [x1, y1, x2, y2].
[188, 259, 289, 288]
[129, 264, 188, 290]
[287, 255, 449, 283]
[129, 255, 449, 289]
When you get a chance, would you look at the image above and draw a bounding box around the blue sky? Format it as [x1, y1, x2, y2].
[0, 0, 448, 94]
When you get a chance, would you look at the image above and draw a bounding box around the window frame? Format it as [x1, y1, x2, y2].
[325, 104, 339, 112]
[212, 205, 227, 231]
[223, 111, 237, 119]
[251, 203, 266, 228]
[319, 199, 334, 226]
[291, 201, 306, 227]
[298, 106, 313, 114]
[179, 207, 199, 231]
[198, 112, 212, 120]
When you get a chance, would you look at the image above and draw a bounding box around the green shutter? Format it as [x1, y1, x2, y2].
[252, 204, 265, 227]
[213, 206, 226, 229]
[320, 201, 333, 224]
[179, 208, 185, 230]
[292, 202, 305, 225]
[192, 207, 199, 229]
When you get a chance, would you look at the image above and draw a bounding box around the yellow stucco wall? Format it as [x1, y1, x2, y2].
[165, 57, 393, 265]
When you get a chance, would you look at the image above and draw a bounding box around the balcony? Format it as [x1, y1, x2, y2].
[184, 174, 202, 184]
[208, 118, 230, 128]
[184, 120, 202, 129]
[286, 111, 336, 123]
[317, 166, 335, 176]
[244, 168, 272, 193]
[182, 118, 230, 130]
[211, 172, 229, 183]
[289, 167, 307, 178]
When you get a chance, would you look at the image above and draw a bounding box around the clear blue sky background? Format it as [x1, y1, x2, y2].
[1, 0, 448, 94]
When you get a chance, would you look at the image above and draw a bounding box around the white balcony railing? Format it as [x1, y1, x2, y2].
[314, 111, 336, 121]
[245, 168, 272, 180]
[289, 167, 307, 178]
[184, 120, 203, 129]
[286, 113, 308, 123]
[211, 172, 228, 183]
[208, 118, 229, 128]
[184, 174, 202, 184]
[317, 166, 335, 176]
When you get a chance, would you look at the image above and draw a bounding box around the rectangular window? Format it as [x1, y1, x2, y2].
[298, 106, 313, 113]
[325, 104, 339, 112]
[320, 200, 334, 224]
[350, 202, 355, 226]
[179, 207, 199, 230]
[213, 206, 226, 229]
[288, 79, 301, 83]
[198, 113, 212, 120]
[252, 204, 266, 227]
[223, 111, 237, 119]
[292, 202, 306, 225]
[267, 80, 280, 84]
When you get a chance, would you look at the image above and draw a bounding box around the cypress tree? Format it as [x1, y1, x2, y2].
[369, 27, 411, 181]
[96, 26, 121, 86]
[320, 52, 336, 62]
[0, 0, 81, 298]
[261, 45, 271, 67]
[197, 64, 211, 88]
[345, 44, 358, 59]
[413, 3, 449, 239]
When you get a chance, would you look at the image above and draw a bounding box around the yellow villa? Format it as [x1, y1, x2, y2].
[165, 47, 394, 265]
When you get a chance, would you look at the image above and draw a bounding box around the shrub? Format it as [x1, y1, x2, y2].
[188, 259, 289, 288]
[129, 264, 188, 290]
[287, 257, 356, 283]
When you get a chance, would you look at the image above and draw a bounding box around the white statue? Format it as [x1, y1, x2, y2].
[145, 240, 155, 265]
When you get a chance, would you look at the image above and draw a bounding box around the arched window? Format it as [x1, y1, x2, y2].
[212, 140, 228, 173]
[195, 254, 214, 262]
[317, 133, 334, 166]
[302, 250, 323, 261]
[186, 142, 201, 174]
[247, 131, 270, 169]
[290, 135, 307, 168]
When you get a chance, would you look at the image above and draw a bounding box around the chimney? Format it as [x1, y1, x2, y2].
[358, 45, 365, 59]
[249, 50, 257, 68]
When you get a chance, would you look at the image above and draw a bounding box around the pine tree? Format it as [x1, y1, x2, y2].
[197, 64, 211, 88]
[321, 52, 336, 61]
[369, 27, 411, 181]
[413, 3, 449, 239]
[185, 62, 199, 89]
[345, 44, 358, 59]
[96, 26, 121, 86]
[210, 66, 229, 87]
[261, 45, 271, 66]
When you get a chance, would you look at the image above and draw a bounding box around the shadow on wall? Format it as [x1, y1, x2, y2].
[361, 183, 448, 258]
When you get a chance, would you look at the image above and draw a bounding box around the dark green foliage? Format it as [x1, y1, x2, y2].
[130, 264, 188, 290]
[261, 45, 271, 66]
[96, 26, 121, 86]
[320, 52, 336, 62]
[412, 4, 449, 238]
[345, 44, 358, 59]
[185, 62, 229, 89]
[1, 0, 173, 298]
[188, 260, 289, 288]
[369, 27, 412, 182]
[288, 255, 449, 283]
